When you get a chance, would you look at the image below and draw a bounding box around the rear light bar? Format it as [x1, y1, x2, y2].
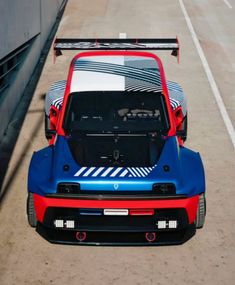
[104, 209, 129, 216]
[129, 209, 154, 216]
[103, 209, 155, 216]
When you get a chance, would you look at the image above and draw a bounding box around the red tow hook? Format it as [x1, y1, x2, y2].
[145, 232, 156, 242]
[76, 232, 87, 242]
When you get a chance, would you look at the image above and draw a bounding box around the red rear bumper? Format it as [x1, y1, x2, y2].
[34, 193, 199, 224]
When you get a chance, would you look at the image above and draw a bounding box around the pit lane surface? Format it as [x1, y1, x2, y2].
[0, 0, 235, 284]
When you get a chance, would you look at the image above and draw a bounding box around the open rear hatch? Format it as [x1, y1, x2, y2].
[68, 133, 164, 167]
[64, 90, 169, 167]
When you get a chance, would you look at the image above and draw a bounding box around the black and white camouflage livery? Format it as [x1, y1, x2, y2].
[45, 80, 66, 117]
[45, 56, 186, 117]
[45, 80, 186, 117]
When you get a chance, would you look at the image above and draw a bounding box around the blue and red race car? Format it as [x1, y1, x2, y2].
[27, 38, 206, 245]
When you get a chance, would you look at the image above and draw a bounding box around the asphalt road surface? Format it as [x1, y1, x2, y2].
[0, 0, 235, 284]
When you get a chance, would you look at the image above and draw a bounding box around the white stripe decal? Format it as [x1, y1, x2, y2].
[52, 98, 63, 109]
[74, 167, 87, 177]
[135, 168, 145, 177]
[83, 167, 96, 177]
[101, 167, 114, 177]
[132, 168, 141, 177]
[74, 165, 156, 178]
[140, 167, 148, 176]
[110, 167, 123, 177]
[127, 168, 137, 177]
[53, 97, 62, 104]
[120, 169, 128, 177]
[170, 99, 179, 107]
[144, 167, 151, 173]
[92, 167, 105, 177]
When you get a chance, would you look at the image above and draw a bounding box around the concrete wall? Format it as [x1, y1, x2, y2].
[0, 0, 65, 140]
[0, 0, 40, 59]
[40, 0, 64, 45]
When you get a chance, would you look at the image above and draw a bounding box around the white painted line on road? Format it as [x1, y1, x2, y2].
[179, 0, 235, 150]
[223, 0, 233, 9]
[119, 32, 127, 39]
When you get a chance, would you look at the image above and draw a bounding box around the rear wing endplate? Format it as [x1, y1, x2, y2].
[53, 38, 180, 62]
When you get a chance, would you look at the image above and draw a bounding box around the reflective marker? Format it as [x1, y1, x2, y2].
[54, 220, 64, 228]
[157, 221, 166, 229]
[168, 220, 177, 229]
[65, 220, 75, 229]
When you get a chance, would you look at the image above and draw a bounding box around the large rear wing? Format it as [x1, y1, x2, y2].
[53, 38, 180, 62]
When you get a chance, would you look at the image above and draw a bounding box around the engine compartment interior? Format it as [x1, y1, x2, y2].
[68, 134, 164, 167]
